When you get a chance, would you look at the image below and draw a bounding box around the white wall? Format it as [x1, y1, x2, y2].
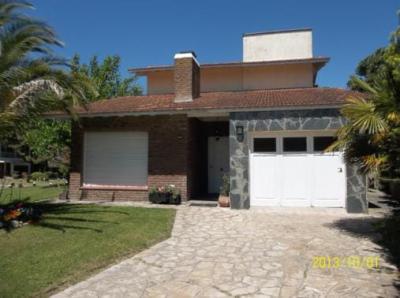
[243, 30, 313, 62]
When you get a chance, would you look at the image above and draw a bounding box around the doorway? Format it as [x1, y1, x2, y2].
[207, 136, 229, 194]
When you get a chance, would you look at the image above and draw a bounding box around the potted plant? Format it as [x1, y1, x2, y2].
[149, 186, 166, 204]
[218, 174, 230, 207]
[165, 185, 181, 204]
[149, 185, 181, 205]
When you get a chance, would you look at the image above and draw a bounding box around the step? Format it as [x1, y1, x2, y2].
[188, 200, 218, 207]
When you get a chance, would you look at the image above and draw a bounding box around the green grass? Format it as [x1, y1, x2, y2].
[0, 185, 65, 204]
[0, 203, 176, 297]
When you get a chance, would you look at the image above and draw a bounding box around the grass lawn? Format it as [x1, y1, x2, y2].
[0, 199, 176, 297]
[0, 184, 65, 204]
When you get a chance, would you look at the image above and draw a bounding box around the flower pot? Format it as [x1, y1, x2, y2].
[169, 195, 181, 205]
[149, 193, 169, 204]
[150, 193, 181, 204]
[218, 195, 230, 207]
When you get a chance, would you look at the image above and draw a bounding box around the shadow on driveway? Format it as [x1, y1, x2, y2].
[327, 208, 400, 293]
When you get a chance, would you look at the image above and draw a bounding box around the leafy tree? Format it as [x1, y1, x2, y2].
[347, 48, 386, 90]
[16, 119, 71, 172]
[0, 0, 94, 135]
[13, 54, 142, 174]
[0, 0, 94, 176]
[71, 54, 142, 100]
[330, 25, 400, 178]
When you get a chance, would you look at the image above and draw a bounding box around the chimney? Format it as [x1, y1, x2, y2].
[174, 51, 200, 102]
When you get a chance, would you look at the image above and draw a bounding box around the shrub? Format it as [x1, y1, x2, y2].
[30, 172, 49, 182]
[220, 174, 230, 196]
[57, 164, 69, 178]
[149, 185, 181, 204]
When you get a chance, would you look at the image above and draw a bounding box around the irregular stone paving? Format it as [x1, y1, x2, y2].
[53, 207, 399, 298]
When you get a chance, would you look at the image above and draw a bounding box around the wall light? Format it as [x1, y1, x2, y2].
[236, 125, 244, 142]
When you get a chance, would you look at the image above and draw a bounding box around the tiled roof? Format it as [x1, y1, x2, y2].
[55, 88, 359, 117]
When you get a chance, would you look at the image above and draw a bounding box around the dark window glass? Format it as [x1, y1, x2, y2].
[254, 138, 276, 152]
[313, 136, 336, 151]
[283, 137, 307, 152]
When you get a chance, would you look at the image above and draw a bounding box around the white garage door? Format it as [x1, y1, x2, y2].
[250, 133, 346, 207]
[83, 131, 148, 187]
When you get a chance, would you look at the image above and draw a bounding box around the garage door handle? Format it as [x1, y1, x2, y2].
[338, 167, 343, 172]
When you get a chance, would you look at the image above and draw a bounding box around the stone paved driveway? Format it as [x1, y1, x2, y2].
[53, 207, 398, 297]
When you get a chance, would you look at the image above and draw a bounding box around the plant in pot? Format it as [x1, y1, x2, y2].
[218, 174, 230, 207]
[149, 185, 181, 205]
[164, 184, 181, 204]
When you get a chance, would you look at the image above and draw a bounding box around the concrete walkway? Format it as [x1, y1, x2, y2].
[53, 206, 398, 297]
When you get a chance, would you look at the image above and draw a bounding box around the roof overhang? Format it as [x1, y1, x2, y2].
[130, 57, 330, 75]
[48, 104, 342, 120]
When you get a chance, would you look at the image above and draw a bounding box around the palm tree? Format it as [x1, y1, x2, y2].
[329, 28, 400, 179]
[0, 0, 94, 136]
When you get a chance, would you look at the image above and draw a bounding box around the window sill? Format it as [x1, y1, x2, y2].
[81, 185, 148, 191]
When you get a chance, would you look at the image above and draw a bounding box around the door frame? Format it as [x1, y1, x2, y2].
[248, 130, 346, 208]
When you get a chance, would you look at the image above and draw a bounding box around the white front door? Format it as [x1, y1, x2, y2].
[208, 136, 229, 193]
[250, 133, 346, 208]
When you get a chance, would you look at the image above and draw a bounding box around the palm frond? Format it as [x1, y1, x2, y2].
[0, 0, 33, 27]
[360, 154, 388, 174]
[8, 79, 63, 116]
[387, 111, 400, 124]
[348, 76, 378, 95]
[342, 96, 388, 134]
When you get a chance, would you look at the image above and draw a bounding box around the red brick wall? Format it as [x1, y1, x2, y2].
[174, 56, 200, 102]
[81, 189, 148, 201]
[68, 115, 189, 201]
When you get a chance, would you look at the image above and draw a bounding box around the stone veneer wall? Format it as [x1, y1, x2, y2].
[229, 109, 367, 213]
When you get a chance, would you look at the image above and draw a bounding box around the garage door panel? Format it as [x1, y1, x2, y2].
[312, 154, 345, 207]
[250, 138, 346, 208]
[280, 155, 310, 206]
[250, 155, 279, 206]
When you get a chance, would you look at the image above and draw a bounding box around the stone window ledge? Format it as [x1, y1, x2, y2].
[80, 185, 148, 191]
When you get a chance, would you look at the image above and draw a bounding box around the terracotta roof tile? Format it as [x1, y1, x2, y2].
[57, 88, 359, 117]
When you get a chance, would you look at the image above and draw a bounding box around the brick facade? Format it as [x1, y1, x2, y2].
[68, 115, 189, 202]
[174, 53, 200, 102]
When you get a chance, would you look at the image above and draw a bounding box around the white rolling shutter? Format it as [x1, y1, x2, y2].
[83, 131, 148, 186]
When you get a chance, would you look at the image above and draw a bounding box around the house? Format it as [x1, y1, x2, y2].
[0, 143, 31, 178]
[63, 28, 367, 213]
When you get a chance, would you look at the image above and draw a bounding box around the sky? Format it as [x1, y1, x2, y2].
[31, 0, 399, 91]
